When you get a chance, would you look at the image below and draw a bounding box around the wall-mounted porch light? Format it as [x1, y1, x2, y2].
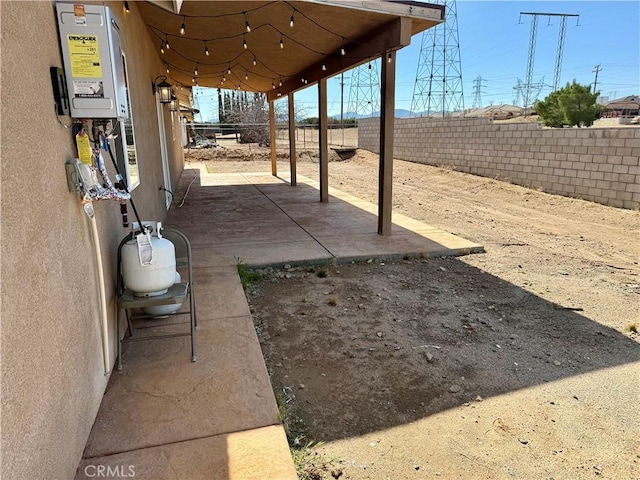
[169, 94, 178, 112]
[152, 76, 172, 103]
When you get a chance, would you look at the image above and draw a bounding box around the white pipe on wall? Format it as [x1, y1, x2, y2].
[84, 202, 111, 375]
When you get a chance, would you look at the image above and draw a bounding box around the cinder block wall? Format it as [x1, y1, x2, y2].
[359, 117, 640, 209]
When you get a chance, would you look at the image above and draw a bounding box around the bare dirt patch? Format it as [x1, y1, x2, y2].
[186, 143, 640, 479]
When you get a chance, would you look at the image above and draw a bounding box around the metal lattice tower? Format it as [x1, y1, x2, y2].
[411, 0, 464, 116]
[346, 59, 380, 118]
[520, 11, 579, 107]
[471, 75, 485, 109]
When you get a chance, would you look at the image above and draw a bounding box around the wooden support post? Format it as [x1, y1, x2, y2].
[269, 100, 277, 176]
[288, 92, 297, 186]
[378, 50, 396, 236]
[318, 79, 329, 203]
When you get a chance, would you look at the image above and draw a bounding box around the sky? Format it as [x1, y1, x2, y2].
[193, 0, 639, 121]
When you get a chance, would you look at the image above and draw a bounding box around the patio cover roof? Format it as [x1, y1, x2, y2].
[138, 0, 444, 98]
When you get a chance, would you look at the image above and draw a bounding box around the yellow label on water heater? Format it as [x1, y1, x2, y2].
[67, 34, 102, 78]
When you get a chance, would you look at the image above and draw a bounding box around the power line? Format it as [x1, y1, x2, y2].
[471, 75, 486, 108]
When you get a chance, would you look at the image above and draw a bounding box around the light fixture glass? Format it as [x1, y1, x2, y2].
[152, 76, 172, 103]
[169, 94, 178, 112]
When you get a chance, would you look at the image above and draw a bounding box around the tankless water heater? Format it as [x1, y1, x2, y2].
[56, 3, 128, 119]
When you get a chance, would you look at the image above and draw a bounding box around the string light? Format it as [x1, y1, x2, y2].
[244, 12, 251, 32]
[192, 76, 196, 84]
[180, 16, 186, 35]
[387, 52, 392, 63]
[253, 56, 257, 66]
[227, 64, 231, 74]
[123, 1, 130, 13]
[290, 12, 295, 27]
[279, 77, 283, 87]
[194, 63, 198, 76]
[245, 71, 249, 80]
[166, 63, 170, 73]
[204, 41, 209, 56]
[160, 41, 165, 54]
[243, 35, 247, 49]
[165, 36, 170, 50]
[272, 81, 276, 89]
[368, 62, 372, 70]
[280, 34, 284, 49]
[341, 43, 345, 56]
[322, 63, 327, 71]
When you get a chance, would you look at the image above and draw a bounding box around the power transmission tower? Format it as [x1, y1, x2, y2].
[472, 75, 486, 109]
[519, 11, 579, 108]
[347, 59, 380, 118]
[411, 0, 464, 116]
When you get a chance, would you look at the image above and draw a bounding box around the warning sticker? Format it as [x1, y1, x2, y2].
[67, 34, 102, 78]
[73, 80, 104, 98]
[73, 4, 86, 25]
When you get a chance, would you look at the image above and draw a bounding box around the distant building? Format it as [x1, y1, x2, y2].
[603, 95, 640, 118]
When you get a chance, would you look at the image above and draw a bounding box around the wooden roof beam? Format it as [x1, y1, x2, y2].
[267, 16, 412, 101]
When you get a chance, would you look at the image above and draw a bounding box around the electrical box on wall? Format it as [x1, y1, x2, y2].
[56, 3, 128, 119]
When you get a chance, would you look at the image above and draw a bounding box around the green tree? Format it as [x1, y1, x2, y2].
[535, 81, 602, 127]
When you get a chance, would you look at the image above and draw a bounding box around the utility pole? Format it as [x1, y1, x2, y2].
[592, 64, 601, 94]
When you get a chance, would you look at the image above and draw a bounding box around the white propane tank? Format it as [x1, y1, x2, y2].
[121, 222, 176, 296]
[143, 272, 182, 316]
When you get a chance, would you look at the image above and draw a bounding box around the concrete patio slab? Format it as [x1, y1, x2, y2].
[83, 317, 278, 458]
[77, 425, 296, 480]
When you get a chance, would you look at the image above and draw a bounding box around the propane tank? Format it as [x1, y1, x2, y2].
[121, 222, 176, 297]
[143, 272, 182, 316]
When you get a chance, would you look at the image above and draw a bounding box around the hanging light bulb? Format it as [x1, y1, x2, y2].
[322, 63, 327, 71]
[253, 57, 257, 66]
[368, 62, 372, 70]
[290, 12, 295, 27]
[301, 76, 305, 83]
[272, 81, 276, 89]
[243, 35, 247, 49]
[227, 65, 231, 75]
[244, 12, 251, 32]
[166, 63, 170, 74]
[341, 44, 345, 56]
[194, 63, 198, 76]
[165, 37, 170, 50]
[245, 71, 249, 80]
[222, 75, 226, 82]
[279, 77, 283, 87]
[387, 52, 392, 63]
[180, 16, 186, 35]
[204, 42, 209, 56]
[123, 1, 130, 13]
[280, 35, 284, 49]
[192, 76, 196, 84]
[160, 41, 165, 54]
[195, 79, 198, 86]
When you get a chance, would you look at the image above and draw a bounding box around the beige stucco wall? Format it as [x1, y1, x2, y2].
[1, 1, 184, 478]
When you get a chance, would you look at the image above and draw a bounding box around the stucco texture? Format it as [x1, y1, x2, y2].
[1, 1, 184, 478]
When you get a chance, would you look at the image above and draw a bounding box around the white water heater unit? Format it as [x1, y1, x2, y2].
[56, 3, 128, 119]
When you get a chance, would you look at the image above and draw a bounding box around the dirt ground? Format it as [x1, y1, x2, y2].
[186, 138, 640, 480]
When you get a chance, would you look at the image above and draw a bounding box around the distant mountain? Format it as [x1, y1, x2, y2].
[331, 109, 427, 119]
